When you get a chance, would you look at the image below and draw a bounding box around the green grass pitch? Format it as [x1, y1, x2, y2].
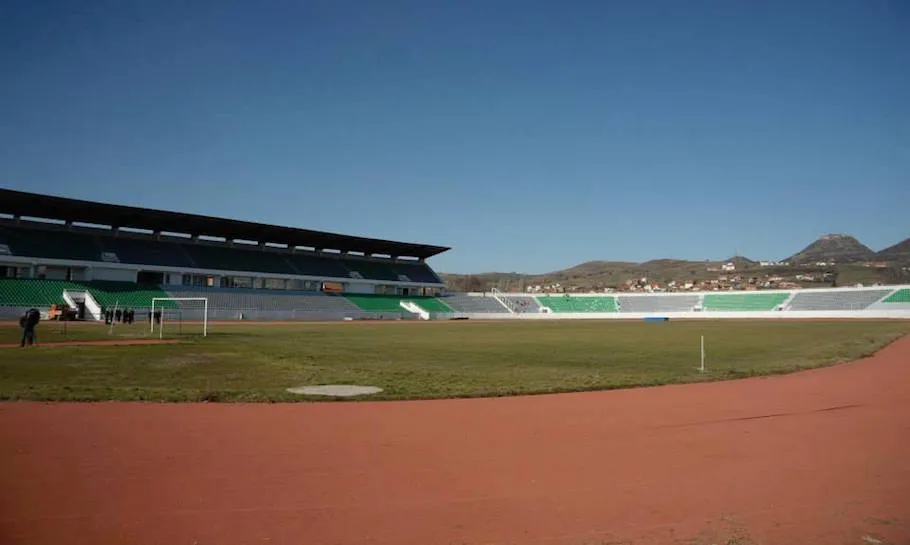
[1, 319, 908, 402]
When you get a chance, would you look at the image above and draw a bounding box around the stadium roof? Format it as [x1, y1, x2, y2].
[0, 189, 450, 259]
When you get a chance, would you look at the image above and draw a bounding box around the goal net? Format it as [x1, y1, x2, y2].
[150, 297, 208, 338]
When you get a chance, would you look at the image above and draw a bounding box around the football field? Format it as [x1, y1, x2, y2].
[2, 319, 908, 402]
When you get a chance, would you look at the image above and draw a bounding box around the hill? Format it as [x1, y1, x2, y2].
[784, 234, 875, 264]
[441, 259, 726, 292]
[876, 238, 910, 262]
[439, 234, 909, 292]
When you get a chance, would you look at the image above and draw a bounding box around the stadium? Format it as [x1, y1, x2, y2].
[3, 190, 910, 545]
[3, 189, 910, 325]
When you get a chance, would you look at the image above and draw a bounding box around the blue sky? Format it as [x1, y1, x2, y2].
[2, 0, 908, 274]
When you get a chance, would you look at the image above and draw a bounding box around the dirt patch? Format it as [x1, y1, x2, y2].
[0, 338, 181, 348]
[286, 385, 384, 396]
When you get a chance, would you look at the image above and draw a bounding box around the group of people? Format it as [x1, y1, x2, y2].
[101, 307, 137, 325]
[18, 306, 165, 348]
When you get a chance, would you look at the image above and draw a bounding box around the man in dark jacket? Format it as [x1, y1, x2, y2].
[20, 308, 40, 348]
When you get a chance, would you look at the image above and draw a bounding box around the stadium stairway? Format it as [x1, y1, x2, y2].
[498, 295, 543, 313]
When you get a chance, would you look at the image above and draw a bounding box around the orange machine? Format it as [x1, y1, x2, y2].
[48, 304, 77, 321]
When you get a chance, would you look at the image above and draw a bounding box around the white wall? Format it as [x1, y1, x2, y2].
[44, 267, 66, 280]
[92, 267, 137, 282]
[345, 283, 374, 294]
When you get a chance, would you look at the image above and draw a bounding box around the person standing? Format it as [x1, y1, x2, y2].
[20, 308, 40, 348]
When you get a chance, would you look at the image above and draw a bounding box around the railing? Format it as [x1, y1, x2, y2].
[82, 291, 103, 321]
[489, 287, 515, 314]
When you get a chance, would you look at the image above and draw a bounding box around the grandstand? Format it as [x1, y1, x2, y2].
[0, 189, 449, 320]
[441, 293, 509, 314]
[787, 289, 891, 311]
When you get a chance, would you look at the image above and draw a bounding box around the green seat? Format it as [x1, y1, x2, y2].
[344, 294, 408, 312]
[536, 296, 618, 313]
[882, 289, 910, 303]
[403, 297, 452, 313]
[87, 281, 175, 309]
[703, 292, 788, 311]
[0, 279, 175, 310]
[344, 294, 452, 313]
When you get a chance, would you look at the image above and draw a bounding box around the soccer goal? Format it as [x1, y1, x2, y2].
[150, 297, 208, 338]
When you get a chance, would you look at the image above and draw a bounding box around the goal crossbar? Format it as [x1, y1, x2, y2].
[151, 297, 208, 337]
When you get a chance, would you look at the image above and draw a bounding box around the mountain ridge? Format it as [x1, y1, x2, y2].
[440, 234, 910, 291]
[784, 234, 875, 264]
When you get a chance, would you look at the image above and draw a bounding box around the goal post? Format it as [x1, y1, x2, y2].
[151, 297, 208, 337]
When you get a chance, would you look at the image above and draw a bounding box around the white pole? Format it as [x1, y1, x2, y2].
[159, 309, 164, 340]
[108, 301, 119, 336]
[203, 298, 208, 337]
[150, 299, 156, 335]
[700, 335, 706, 373]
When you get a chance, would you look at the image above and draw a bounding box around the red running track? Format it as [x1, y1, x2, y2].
[2, 336, 910, 545]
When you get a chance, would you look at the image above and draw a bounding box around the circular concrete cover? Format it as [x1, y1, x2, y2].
[286, 385, 383, 397]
